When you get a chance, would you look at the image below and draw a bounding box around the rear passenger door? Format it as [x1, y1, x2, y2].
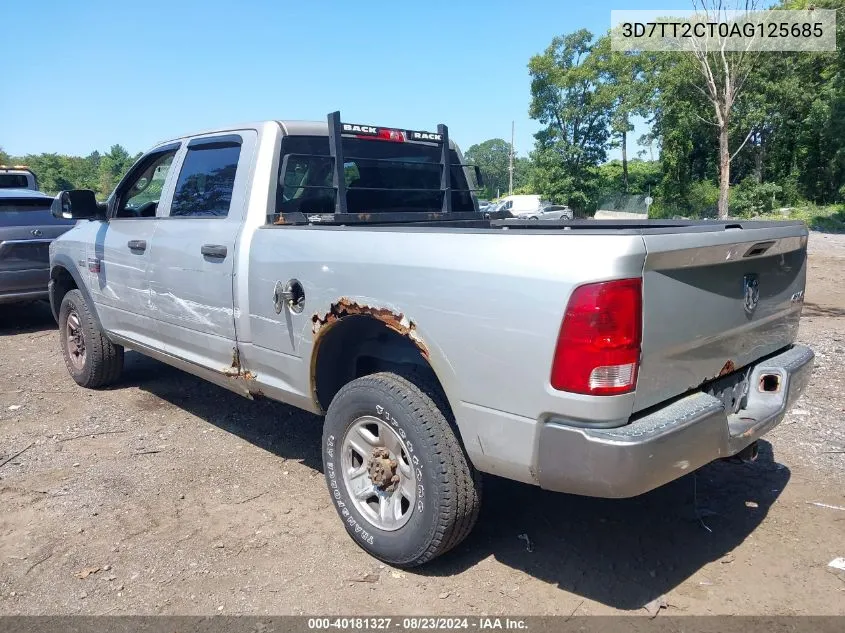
[146, 131, 256, 371]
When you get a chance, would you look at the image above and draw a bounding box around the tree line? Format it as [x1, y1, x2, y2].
[465, 0, 845, 219]
[0, 144, 140, 200]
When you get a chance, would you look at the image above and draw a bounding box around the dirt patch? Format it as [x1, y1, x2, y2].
[0, 233, 843, 616]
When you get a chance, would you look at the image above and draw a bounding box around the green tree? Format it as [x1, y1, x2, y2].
[5, 145, 137, 197]
[78, 151, 101, 191]
[22, 154, 75, 193]
[651, 49, 718, 212]
[772, 0, 845, 203]
[649, 0, 845, 213]
[682, 1, 767, 217]
[527, 29, 613, 208]
[463, 138, 511, 198]
[464, 139, 534, 198]
[596, 159, 661, 196]
[513, 156, 533, 191]
[98, 144, 134, 197]
[591, 36, 657, 192]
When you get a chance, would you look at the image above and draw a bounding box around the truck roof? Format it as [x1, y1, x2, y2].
[154, 120, 459, 150]
[0, 165, 35, 172]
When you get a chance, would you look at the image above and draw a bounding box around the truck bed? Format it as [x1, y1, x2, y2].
[257, 218, 806, 409]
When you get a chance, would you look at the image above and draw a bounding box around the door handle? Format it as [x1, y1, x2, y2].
[201, 244, 227, 258]
[127, 240, 147, 252]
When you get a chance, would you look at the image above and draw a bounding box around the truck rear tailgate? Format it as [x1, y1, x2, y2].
[634, 222, 808, 412]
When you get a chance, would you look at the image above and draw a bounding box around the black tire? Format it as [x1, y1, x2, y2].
[322, 372, 482, 567]
[529, 216, 539, 220]
[59, 289, 124, 388]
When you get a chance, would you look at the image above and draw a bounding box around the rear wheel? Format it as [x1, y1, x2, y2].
[59, 289, 123, 388]
[322, 372, 481, 567]
[529, 216, 539, 220]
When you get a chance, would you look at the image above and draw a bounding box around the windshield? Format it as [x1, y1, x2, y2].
[277, 136, 475, 215]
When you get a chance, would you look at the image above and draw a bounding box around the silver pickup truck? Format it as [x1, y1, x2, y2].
[47, 112, 814, 567]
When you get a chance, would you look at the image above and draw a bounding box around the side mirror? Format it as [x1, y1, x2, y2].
[51, 190, 103, 220]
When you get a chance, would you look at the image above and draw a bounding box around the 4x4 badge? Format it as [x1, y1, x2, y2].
[744, 274, 760, 314]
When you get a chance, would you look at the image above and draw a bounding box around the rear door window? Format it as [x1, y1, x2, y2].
[170, 140, 242, 218]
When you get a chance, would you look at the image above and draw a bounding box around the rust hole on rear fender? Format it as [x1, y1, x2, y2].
[310, 298, 432, 412]
[311, 298, 430, 361]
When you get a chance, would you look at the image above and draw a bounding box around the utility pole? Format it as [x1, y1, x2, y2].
[508, 120, 514, 195]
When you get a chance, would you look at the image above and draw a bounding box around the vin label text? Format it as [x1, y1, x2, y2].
[610, 9, 836, 52]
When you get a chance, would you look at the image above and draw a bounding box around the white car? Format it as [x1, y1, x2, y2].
[526, 205, 574, 221]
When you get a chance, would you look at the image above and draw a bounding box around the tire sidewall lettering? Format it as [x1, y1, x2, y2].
[324, 395, 427, 550]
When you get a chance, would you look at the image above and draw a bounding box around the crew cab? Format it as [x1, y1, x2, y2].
[47, 112, 814, 567]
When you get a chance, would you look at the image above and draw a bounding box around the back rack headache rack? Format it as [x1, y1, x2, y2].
[273, 110, 484, 226]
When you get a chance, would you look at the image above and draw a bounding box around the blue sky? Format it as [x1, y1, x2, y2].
[1, 0, 690, 160]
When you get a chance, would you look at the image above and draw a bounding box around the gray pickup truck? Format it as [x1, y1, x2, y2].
[47, 112, 814, 567]
[1, 189, 75, 304]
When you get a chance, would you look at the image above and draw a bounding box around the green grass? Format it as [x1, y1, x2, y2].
[750, 204, 845, 233]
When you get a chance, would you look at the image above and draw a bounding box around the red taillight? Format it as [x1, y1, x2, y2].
[550, 278, 642, 395]
[379, 128, 405, 142]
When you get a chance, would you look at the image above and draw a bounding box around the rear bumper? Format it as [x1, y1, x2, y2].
[536, 344, 814, 498]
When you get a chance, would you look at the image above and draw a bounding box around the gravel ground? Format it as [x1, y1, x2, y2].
[0, 232, 843, 616]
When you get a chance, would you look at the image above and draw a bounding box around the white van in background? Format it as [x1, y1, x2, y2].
[495, 194, 547, 218]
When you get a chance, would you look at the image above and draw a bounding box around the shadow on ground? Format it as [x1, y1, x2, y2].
[123, 352, 324, 471]
[123, 352, 789, 611]
[0, 300, 56, 335]
[424, 443, 788, 610]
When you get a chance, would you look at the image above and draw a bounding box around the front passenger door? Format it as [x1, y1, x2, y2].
[91, 145, 180, 348]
